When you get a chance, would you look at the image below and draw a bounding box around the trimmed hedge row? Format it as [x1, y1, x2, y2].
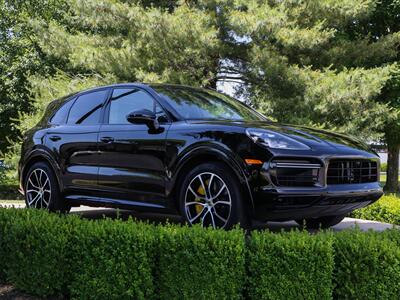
[351, 195, 400, 225]
[0, 208, 400, 299]
[158, 225, 245, 300]
[333, 230, 400, 299]
[247, 230, 334, 300]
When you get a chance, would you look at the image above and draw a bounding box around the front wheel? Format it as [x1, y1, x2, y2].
[179, 162, 248, 229]
[295, 215, 345, 229]
[24, 161, 70, 213]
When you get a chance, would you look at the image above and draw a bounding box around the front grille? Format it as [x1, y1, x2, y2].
[327, 159, 378, 184]
[270, 160, 321, 187]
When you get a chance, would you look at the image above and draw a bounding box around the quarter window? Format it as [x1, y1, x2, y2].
[49, 98, 75, 125]
[67, 90, 108, 125]
[108, 88, 167, 124]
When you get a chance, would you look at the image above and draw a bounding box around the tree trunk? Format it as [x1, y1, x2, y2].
[384, 142, 400, 192]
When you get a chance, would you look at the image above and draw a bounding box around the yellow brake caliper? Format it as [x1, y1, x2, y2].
[195, 180, 209, 214]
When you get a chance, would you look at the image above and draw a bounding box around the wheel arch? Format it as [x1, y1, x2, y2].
[168, 146, 254, 210]
[20, 150, 62, 193]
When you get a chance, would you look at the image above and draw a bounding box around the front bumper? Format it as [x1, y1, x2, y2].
[252, 182, 383, 221]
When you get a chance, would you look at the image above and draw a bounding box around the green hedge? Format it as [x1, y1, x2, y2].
[68, 219, 157, 300]
[351, 195, 400, 225]
[158, 225, 245, 300]
[0, 208, 400, 299]
[247, 230, 334, 300]
[334, 230, 400, 299]
[0, 209, 75, 296]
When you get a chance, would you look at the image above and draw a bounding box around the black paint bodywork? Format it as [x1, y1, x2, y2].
[19, 83, 383, 222]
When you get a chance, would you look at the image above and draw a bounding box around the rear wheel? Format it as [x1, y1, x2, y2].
[24, 161, 70, 213]
[295, 215, 345, 229]
[179, 162, 248, 229]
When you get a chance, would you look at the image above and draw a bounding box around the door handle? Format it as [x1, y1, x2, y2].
[100, 136, 114, 143]
[49, 135, 61, 142]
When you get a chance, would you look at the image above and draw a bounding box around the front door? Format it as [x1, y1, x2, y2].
[97, 87, 170, 207]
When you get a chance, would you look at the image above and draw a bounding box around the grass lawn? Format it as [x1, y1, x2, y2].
[380, 173, 386, 186]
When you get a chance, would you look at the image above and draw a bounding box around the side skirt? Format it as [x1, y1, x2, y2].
[64, 195, 175, 213]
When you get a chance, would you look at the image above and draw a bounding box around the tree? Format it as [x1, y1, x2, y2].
[0, 0, 68, 153]
[227, 0, 400, 190]
[30, 0, 222, 87]
[355, 0, 400, 192]
[3, 0, 400, 190]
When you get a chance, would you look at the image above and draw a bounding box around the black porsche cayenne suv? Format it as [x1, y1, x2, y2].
[19, 83, 383, 229]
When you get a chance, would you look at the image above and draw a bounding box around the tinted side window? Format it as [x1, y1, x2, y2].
[67, 90, 108, 125]
[109, 88, 167, 124]
[49, 98, 75, 125]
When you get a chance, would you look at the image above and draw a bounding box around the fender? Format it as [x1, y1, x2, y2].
[20, 147, 64, 193]
[168, 142, 254, 208]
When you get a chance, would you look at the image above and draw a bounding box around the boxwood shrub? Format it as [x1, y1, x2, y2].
[0, 208, 76, 297]
[247, 230, 334, 300]
[1, 208, 400, 300]
[68, 218, 157, 300]
[0, 208, 24, 282]
[157, 225, 245, 300]
[333, 229, 400, 299]
[350, 195, 400, 225]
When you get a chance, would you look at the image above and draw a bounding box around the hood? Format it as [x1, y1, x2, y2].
[187, 119, 375, 153]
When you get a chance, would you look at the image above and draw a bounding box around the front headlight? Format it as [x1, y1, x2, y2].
[246, 128, 310, 150]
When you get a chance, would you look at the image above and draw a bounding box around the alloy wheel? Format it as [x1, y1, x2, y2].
[184, 172, 232, 228]
[26, 168, 51, 209]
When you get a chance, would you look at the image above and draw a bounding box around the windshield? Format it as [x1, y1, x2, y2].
[151, 85, 266, 121]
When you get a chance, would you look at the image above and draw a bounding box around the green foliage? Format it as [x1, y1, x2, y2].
[1, 208, 400, 299]
[0, 208, 246, 299]
[3, 0, 400, 184]
[0, 208, 76, 296]
[68, 218, 157, 300]
[247, 230, 334, 300]
[230, 0, 399, 139]
[157, 225, 245, 300]
[0, 208, 25, 281]
[351, 194, 400, 225]
[381, 162, 388, 172]
[333, 229, 400, 299]
[32, 1, 220, 86]
[0, 0, 69, 152]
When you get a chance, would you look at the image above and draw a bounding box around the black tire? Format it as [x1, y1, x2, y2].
[24, 161, 70, 213]
[178, 162, 249, 229]
[295, 215, 345, 229]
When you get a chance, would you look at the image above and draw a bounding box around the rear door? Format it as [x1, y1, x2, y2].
[97, 87, 171, 207]
[46, 89, 110, 194]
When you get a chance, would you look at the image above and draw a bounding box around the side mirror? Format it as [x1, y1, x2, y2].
[126, 109, 159, 130]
